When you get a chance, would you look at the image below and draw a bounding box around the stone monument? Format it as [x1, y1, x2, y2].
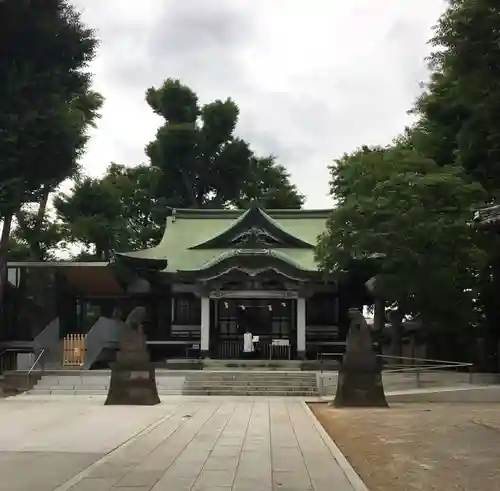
[332, 308, 388, 407]
[105, 306, 160, 406]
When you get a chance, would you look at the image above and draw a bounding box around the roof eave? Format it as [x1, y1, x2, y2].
[114, 253, 168, 271]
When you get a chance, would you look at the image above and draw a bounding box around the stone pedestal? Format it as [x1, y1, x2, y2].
[333, 308, 388, 408]
[105, 325, 160, 406]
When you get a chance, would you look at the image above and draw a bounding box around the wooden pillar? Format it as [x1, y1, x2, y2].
[200, 295, 210, 357]
[156, 285, 172, 341]
[296, 297, 306, 359]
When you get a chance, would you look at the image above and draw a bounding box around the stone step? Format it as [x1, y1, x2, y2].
[28, 388, 318, 397]
[184, 384, 316, 390]
[181, 390, 319, 396]
[29, 388, 183, 396]
[33, 383, 316, 391]
[34, 385, 109, 390]
[188, 376, 317, 382]
[183, 381, 317, 388]
[185, 375, 316, 380]
[191, 370, 315, 374]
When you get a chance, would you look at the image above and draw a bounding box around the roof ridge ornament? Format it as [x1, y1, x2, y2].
[231, 226, 280, 247]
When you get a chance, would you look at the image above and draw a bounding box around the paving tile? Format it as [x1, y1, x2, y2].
[88, 463, 135, 479]
[164, 463, 204, 479]
[69, 477, 119, 491]
[116, 470, 165, 487]
[193, 486, 232, 491]
[210, 445, 242, 458]
[272, 471, 314, 491]
[151, 476, 196, 491]
[232, 477, 272, 491]
[0, 398, 359, 491]
[235, 464, 271, 478]
[217, 437, 244, 447]
[203, 455, 240, 470]
[310, 476, 354, 491]
[194, 469, 235, 487]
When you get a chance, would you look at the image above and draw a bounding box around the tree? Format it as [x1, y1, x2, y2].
[54, 163, 167, 259]
[0, 0, 102, 298]
[9, 212, 65, 261]
[316, 146, 487, 356]
[234, 157, 304, 209]
[145, 78, 304, 209]
[103, 164, 168, 249]
[411, 0, 500, 197]
[54, 175, 124, 261]
[408, 0, 500, 367]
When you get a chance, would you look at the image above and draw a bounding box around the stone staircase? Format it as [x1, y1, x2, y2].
[26, 370, 319, 397]
[182, 371, 318, 396]
[22, 369, 499, 398]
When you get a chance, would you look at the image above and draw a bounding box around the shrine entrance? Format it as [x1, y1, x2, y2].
[211, 296, 296, 359]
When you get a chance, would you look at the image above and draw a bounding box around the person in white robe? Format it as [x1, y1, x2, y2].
[243, 329, 254, 358]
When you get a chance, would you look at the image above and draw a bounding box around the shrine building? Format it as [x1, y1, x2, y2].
[2, 203, 372, 365]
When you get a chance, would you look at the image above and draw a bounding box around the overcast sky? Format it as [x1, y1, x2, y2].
[71, 0, 447, 209]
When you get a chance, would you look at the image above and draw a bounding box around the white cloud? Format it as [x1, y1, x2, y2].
[72, 0, 447, 208]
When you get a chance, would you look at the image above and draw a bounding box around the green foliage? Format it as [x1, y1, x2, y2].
[316, 146, 487, 325]
[6, 237, 32, 261]
[53, 79, 305, 259]
[0, 0, 102, 214]
[10, 209, 66, 260]
[103, 163, 168, 249]
[54, 176, 120, 259]
[410, 0, 500, 197]
[145, 78, 304, 209]
[234, 157, 304, 209]
[54, 163, 168, 258]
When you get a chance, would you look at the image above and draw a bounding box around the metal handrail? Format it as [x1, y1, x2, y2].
[377, 354, 475, 386]
[382, 363, 473, 373]
[318, 352, 476, 389]
[28, 348, 45, 375]
[379, 354, 472, 366]
[26, 348, 45, 389]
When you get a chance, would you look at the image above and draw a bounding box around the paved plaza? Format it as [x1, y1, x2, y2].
[0, 395, 363, 491]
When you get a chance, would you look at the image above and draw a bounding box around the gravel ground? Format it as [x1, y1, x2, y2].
[310, 402, 500, 491]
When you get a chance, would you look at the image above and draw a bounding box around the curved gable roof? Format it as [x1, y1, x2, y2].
[189, 203, 313, 249]
[116, 204, 332, 274]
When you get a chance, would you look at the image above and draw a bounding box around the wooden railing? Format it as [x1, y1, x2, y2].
[63, 334, 85, 367]
[216, 339, 242, 359]
[214, 339, 293, 360]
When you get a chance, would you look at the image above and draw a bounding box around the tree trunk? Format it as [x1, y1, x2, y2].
[0, 213, 14, 311]
[16, 186, 51, 260]
[33, 186, 50, 251]
[180, 170, 199, 208]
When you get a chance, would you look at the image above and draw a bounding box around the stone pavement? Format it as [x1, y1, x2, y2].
[0, 395, 362, 491]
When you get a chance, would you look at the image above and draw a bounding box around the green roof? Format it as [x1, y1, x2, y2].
[118, 206, 331, 274]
